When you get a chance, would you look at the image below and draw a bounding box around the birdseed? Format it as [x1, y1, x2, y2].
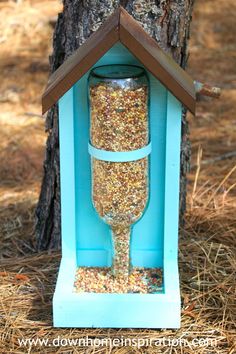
[90, 83, 149, 278]
[74, 267, 163, 294]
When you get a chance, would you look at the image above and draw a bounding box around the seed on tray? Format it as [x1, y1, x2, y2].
[74, 267, 163, 294]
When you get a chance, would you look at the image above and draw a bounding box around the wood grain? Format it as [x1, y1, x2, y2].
[42, 6, 196, 114]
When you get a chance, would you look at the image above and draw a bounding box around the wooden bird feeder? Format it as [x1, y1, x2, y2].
[42, 7, 219, 328]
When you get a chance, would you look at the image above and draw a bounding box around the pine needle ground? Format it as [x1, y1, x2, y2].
[0, 0, 235, 353]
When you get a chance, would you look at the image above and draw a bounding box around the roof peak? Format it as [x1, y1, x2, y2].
[42, 7, 196, 114]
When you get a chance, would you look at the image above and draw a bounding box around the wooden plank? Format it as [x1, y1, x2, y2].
[163, 92, 181, 312]
[42, 9, 120, 113]
[58, 88, 77, 259]
[42, 6, 196, 114]
[119, 8, 195, 114]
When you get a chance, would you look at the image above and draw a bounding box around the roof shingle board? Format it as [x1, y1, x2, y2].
[42, 6, 196, 114]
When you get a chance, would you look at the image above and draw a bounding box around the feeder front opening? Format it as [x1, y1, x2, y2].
[88, 65, 150, 282]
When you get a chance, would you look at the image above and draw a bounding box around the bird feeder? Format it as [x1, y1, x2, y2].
[42, 7, 197, 328]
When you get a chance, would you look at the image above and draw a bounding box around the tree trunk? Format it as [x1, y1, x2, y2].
[35, 0, 194, 250]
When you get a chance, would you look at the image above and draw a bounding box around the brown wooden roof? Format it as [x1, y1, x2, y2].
[42, 6, 196, 114]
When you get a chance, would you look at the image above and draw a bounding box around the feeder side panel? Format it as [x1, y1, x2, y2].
[58, 88, 77, 260]
[163, 91, 182, 299]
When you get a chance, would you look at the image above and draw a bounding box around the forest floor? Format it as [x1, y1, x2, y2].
[0, 0, 235, 353]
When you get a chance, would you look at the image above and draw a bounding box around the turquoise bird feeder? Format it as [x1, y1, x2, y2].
[42, 6, 197, 328]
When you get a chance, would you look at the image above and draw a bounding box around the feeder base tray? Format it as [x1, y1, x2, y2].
[53, 259, 181, 328]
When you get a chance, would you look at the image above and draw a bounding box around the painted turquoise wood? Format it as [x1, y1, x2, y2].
[53, 260, 180, 328]
[163, 92, 181, 302]
[53, 43, 181, 328]
[58, 90, 77, 261]
[164, 92, 181, 263]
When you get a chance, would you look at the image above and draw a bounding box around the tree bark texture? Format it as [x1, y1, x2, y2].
[36, 0, 194, 250]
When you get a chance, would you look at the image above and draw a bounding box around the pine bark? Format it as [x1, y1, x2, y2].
[36, 0, 194, 250]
